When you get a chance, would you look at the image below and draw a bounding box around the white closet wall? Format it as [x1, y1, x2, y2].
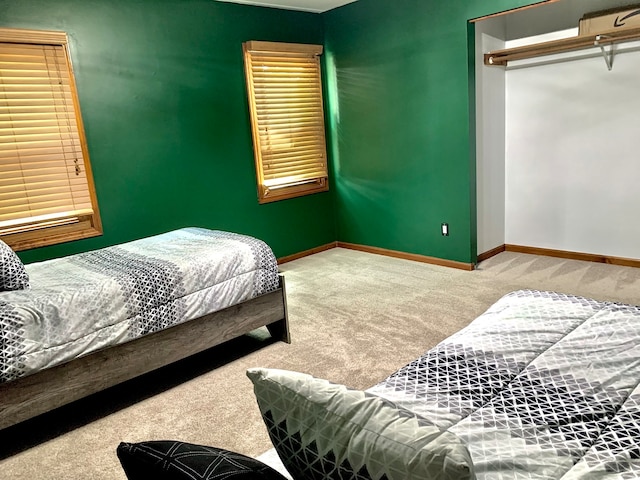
[475, 19, 506, 255]
[504, 36, 640, 259]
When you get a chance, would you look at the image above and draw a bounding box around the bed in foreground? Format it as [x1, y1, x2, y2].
[0, 227, 289, 430]
[241, 289, 640, 480]
[367, 289, 640, 478]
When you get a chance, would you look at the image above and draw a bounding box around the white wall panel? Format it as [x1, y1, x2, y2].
[505, 35, 640, 259]
[476, 20, 506, 256]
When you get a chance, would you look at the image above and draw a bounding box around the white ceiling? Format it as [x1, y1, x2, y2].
[216, 0, 358, 13]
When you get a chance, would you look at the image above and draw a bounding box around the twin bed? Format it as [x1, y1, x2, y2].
[254, 288, 640, 480]
[0, 227, 289, 430]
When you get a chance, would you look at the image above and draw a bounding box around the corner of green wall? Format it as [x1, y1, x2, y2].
[3, 0, 334, 264]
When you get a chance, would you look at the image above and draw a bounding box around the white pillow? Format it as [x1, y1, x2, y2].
[0, 238, 29, 291]
[247, 368, 474, 480]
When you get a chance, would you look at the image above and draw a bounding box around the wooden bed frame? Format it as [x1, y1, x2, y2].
[0, 275, 289, 430]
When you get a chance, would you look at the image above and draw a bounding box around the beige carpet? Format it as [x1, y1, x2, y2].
[1, 248, 639, 479]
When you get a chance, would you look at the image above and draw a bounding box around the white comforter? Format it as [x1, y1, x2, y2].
[370, 290, 640, 479]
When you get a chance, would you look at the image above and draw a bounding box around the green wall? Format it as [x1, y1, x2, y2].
[323, 0, 541, 264]
[4, 0, 548, 266]
[0, 0, 335, 263]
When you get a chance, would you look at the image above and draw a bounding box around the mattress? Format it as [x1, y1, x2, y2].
[0, 228, 279, 385]
[368, 290, 640, 479]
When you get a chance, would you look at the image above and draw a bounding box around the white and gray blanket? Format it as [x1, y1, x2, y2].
[0, 228, 279, 385]
[369, 290, 640, 479]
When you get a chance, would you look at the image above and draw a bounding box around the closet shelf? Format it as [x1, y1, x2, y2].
[484, 25, 640, 66]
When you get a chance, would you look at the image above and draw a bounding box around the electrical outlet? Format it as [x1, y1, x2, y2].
[441, 223, 449, 236]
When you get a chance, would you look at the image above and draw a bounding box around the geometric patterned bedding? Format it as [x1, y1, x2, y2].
[0, 228, 279, 385]
[368, 290, 640, 479]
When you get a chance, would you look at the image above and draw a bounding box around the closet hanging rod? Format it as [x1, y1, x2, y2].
[484, 25, 640, 66]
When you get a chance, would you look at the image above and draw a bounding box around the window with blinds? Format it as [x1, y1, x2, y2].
[0, 28, 101, 251]
[243, 41, 329, 203]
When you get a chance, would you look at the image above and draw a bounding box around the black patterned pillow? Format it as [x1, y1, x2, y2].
[247, 368, 474, 480]
[0, 239, 29, 291]
[117, 441, 288, 480]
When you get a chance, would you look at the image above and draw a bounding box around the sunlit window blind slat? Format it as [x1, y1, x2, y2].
[243, 41, 329, 203]
[0, 41, 94, 229]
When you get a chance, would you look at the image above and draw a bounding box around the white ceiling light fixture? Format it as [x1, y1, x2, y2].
[215, 0, 358, 13]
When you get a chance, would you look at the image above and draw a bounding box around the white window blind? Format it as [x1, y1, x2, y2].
[243, 41, 329, 203]
[0, 29, 101, 250]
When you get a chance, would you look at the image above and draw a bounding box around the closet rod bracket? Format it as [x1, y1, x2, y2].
[595, 35, 613, 71]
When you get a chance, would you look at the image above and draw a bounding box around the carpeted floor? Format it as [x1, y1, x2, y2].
[1, 248, 639, 479]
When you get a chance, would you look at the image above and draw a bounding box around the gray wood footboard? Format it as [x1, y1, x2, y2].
[0, 274, 289, 430]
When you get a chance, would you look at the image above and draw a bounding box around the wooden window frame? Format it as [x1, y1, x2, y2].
[0, 28, 102, 251]
[243, 41, 329, 204]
